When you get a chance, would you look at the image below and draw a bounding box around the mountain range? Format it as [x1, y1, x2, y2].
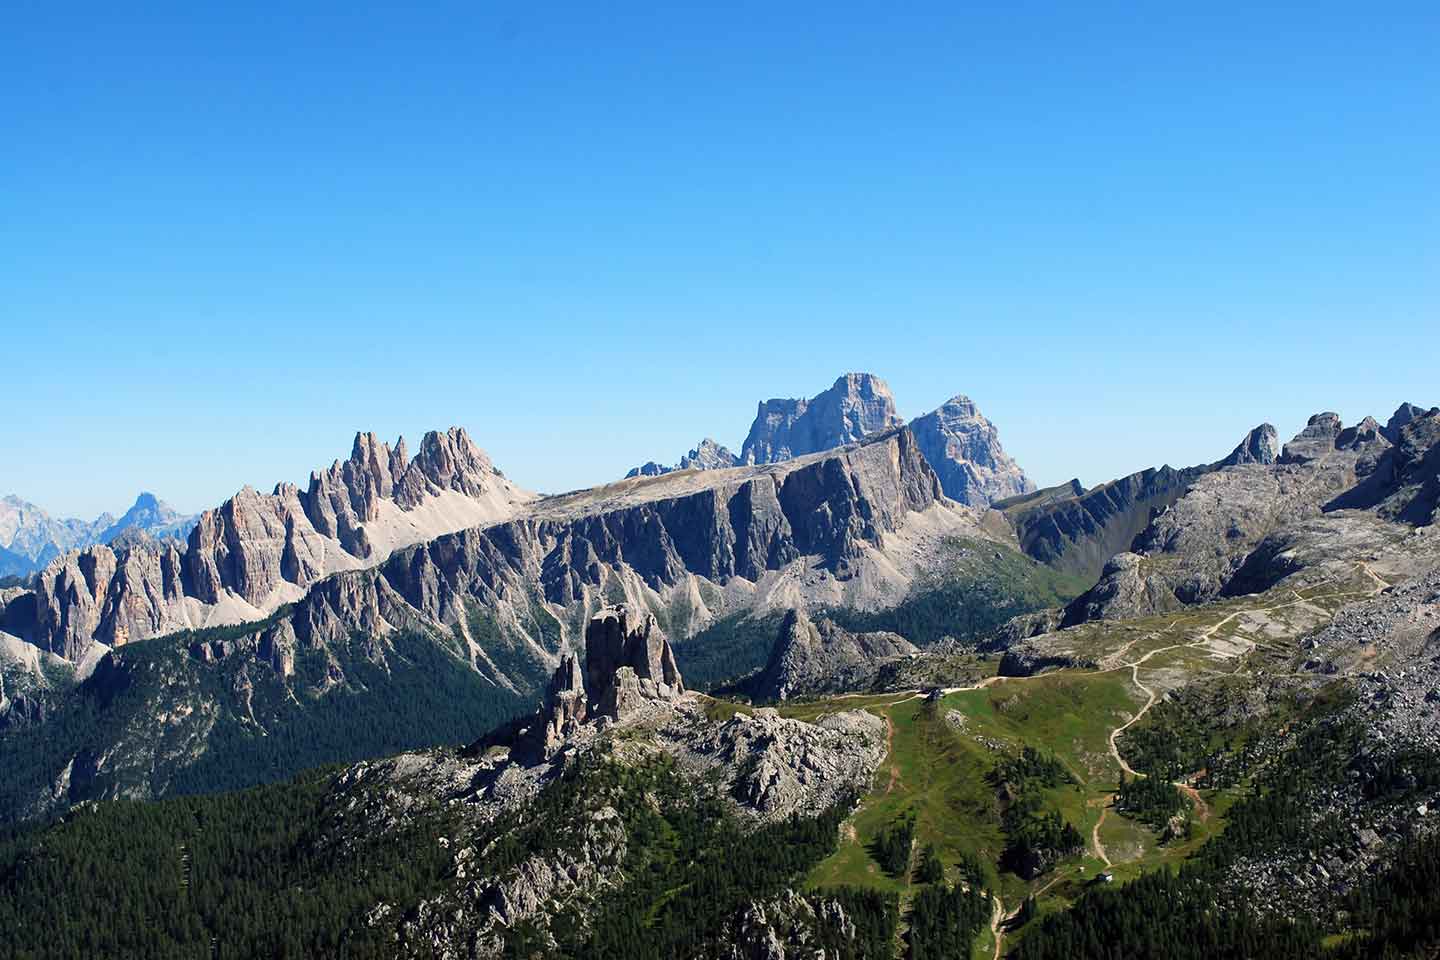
[1, 379, 1439, 959]
[0, 492, 198, 580]
[626, 372, 1035, 508]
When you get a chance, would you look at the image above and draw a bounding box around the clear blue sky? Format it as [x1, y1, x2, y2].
[5, 2, 1437, 518]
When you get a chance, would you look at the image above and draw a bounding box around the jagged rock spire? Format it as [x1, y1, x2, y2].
[526, 603, 685, 759]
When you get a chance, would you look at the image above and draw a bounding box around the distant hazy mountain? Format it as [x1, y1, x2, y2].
[0, 492, 197, 579]
[97, 492, 197, 544]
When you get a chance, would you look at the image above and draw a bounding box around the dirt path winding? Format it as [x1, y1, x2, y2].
[1091, 803, 1112, 867]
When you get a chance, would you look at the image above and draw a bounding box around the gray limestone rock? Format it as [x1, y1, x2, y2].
[752, 607, 917, 701]
[1383, 402, 1439, 443]
[583, 604, 683, 715]
[1221, 424, 1280, 466]
[23, 427, 529, 661]
[909, 394, 1035, 507]
[1280, 412, 1345, 464]
[625, 438, 740, 479]
[740, 373, 903, 465]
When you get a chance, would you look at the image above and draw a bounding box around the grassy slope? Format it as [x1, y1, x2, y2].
[777, 568, 1391, 953]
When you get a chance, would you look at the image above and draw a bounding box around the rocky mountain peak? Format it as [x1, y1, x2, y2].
[740, 373, 903, 466]
[1384, 402, 1439, 443]
[583, 604, 684, 716]
[908, 393, 1034, 507]
[401, 426, 499, 503]
[678, 438, 739, 471]
[525, 604, 685, 757]
[1221, 424, 1280, 467]
[625, 438, 740, 479]
[1337, 416, 1386, 450]
[1280, 412, 1346, 464]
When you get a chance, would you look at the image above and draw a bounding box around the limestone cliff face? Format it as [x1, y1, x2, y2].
[740, 373, 903, 466]
[22, 427, 531, 661]
[997, 423, 1279, 583]
[908, 395, 1034, 507]
[622, 375, 1035, 510]
[1042, 410, 1439, 627]
[19, 424, 954, 670]
[752, 608, 916, 701]
[1000, 465, 1207, 583]
[520, 604, 684, 757]
[354, 427, 947, 629]
[1221, 424, 1280, 467]
[33, 540, 187, 661]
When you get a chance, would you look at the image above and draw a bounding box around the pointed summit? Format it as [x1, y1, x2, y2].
[1220, 424, 1279, 467]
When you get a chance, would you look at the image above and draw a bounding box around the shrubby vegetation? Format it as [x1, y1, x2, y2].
[0, 750, 880, 960]
[813, 887, 900, 960]
[1010, 866, 1323, 960]
[0, 769, 461, 958]
[916, 842, 944, 884]
[670, 612, 786, 691]
[1015, 708, 1440, 959]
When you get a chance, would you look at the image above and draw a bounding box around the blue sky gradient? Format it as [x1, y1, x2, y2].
[5, 2, 1438, 517]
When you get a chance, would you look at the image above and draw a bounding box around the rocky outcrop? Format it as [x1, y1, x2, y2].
[325, 677, 886, 956]
[998, 423, 1285, 583]
[1279, 412, 1345, 464]
[909, 395, 1034, 507]
[679, 438, 740, 472]
[625, 439, 740, 478]
[515, 604, 684, 758]
[740, 373, 903, 466]
[1000, 464, 1208, 582]
[583, 605, 683, 714]
[32, 540, 187, 660]
[1221, 424, 1280, 466]
[1380, 409, 1440, 525]
[723, 889, 870, 960]
[1382, 402, 1438, 444]
[1057, 552, 1181, 624]
[997, 647, 1095, 677]
[687, 707, 887, 818]
[1037, 411, 1440, 629]
[752, 608, 916, 701]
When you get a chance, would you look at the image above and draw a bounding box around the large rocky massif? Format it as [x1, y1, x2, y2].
[625, 372, 1034, 508]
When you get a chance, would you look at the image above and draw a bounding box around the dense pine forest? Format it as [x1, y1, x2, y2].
[1013, 708, 1440, 960]
[0, 622, 535, 826]
[992, 746, 1084, 879]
